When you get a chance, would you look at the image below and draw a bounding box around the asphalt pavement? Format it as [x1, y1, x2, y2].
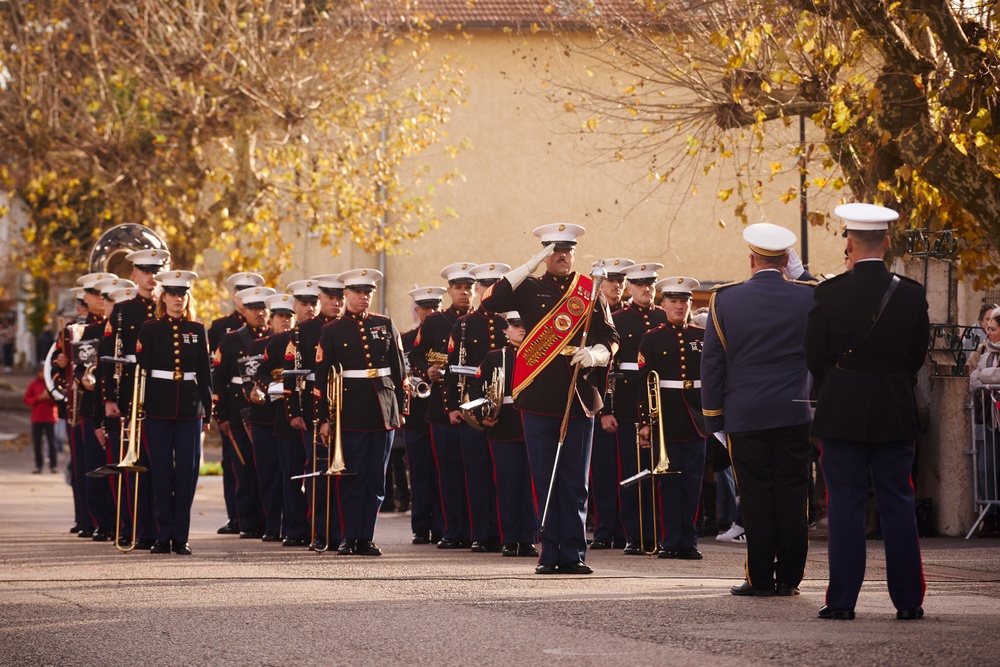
[1, 402, 999, 666]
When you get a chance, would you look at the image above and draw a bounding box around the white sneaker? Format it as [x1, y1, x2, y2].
[733, 533, 747, 544]
[716, 522, 745, 542]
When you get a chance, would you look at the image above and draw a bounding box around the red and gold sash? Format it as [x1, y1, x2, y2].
[512, 273, 594, 399]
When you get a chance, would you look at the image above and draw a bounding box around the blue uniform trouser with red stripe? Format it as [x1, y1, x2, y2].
[460, 423, 499, 543]
[820, 437, 925, 612]
[230, 425, 263, 534]
[83, 417, 114, 532]
[69, 422, 94, 531]
[275, 432, 309, 541]
[617, 421, 656, 547]
[657, 437, 707, 551]
[431, 423, 469, 543]
[522, 411, 593, 566]
[490, 439, 536, 544]
[339, 430, 393, 541]
[590, 422, 623, 542]
[404, 428, 444, 540]
[146, 417, 201, 545]
[251, 423, 283, 538]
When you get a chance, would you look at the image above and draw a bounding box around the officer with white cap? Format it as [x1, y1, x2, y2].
[137, 269, 212, 554]
[314, 268, 407, 556]
[212, 285, 275, 540]
[806, 202, 928, 621]
[595, 258, 634, 312]
[411, 262, 477, 549]
[481, 222, 619, 574]
[702, 222, 815, 597]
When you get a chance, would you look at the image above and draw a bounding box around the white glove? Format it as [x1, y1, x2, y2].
[571, 343, 610, 368]
[783, 248, 805, 280]
[505, 244, 556, 290]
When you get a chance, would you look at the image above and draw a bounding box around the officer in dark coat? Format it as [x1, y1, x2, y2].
[482, 223, 619, 575]
[637, 276, 707, 560]
[100, 249, 169, 550]
[209, 271, 264, 534]
[445, 262, 510, 552]
[213, 286, 275, 539]
[607, 262, 668, 555]
[284, 274, 344, 551]
[314, 268, 407, 556]
[806, 203, 929, 621]
[401, 286, 447, 545]
[137, 270, 213, 555]
[468, 310, 538, 557]
[701, 222, 815, 597]
[267, 279, 320, 547]
[589, 258, 633, 550]
[411, 262, 477, 549]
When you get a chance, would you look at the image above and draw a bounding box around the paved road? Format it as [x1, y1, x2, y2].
[1, 422, 999, 666]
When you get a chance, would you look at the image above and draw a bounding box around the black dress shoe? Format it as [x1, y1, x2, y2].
[70, 523, 80, 534]
[149, 540, 170, 554]
[896, 607, 924, 620]
[282, 537, 309, 547]
[518, 543, 539, 557]
[309, 538, 326, 552]
[657, 548, 677, 559]
[622, 541, 642, 555]
[436, 538, 466, 549]
[589, 538, 612, 550]
[560, 561, 593, 575]
[818, 605, 856, 620]
[217, 520, 240, 535]
[92, 529, 112, 542]
[501, 543, 519, 557]
[535, 563, 558, 574]
[78, 529, 95, 538]
[776, 583, 800, 597]
[470, 540, 488, 553]
[261, 534, 282, 543]
[239, 530, 263, 539]
[172, 543, 192, 555]
[431, 532, 443, 544]
[676, 546, 703, 560]
[337, 539, 356, 555]
[612, 538, 628, 549]
[117, 536, 133, 548]
[354, 540, 382, 556]
[412, 533, 430, 545]
[731, 580, 775, 597]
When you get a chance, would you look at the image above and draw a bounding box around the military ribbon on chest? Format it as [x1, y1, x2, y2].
[512, 273, 593, 400]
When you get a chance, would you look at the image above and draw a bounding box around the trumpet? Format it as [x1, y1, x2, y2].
[404, 376, 431, 399]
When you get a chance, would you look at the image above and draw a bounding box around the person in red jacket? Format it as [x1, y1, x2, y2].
[24, 364, 59, 473]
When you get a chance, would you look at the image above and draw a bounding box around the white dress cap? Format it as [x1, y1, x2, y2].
[408, 286, 447, 306]
[108, 287, 137, 304]
[340, 268, 383, 290]
[77, 272, 117, 291]
[265, 293, 295, 314]
[834, 202, 899, 232]
[225, 272, 265, 293]
[70, 287, 86, 299]
[533, 222, 586, 247]
[94, 277, 137, 297]
[311, 274, 345, 293]
[440, 262, 477, 284]
[622, 262, 664, 283]
[595, 258, 635, 279]
[235, 286, 276, 308]
[286, 279, 322, 299]
[471, 263, 511, 281]
[155, 270, 199, 293]
[125, 248, 171, 270]
[743, 223, 797, 257]
[500, 310, 522, 323]
[656, 276, 701, 297]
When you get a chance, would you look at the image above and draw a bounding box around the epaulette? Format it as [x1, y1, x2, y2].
[710, 280, 743, 291]
[788, 278, 819, 286]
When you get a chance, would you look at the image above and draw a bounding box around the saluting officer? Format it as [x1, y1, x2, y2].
[213, 285, 275, 539]
[470, 311, 538, 558]
[411, 262, 476, 549]
[481, 223, 619, 575]
[100, 248, 169, 550]
[401, 286, 447, 545]
[589, 258, 633, 550]
[210, 272, 265, 535]
[268, 279, 321, 547]
[284, 273, 345, 551]
[446, 262, 510, 552]
[608, 262, 668, 555]
[314, 268, 407, 556]
[637, 276, 707, 560]
[245, 293, 296, 542]
[701, 223, 815, 597]
[137, 270, 213, 555]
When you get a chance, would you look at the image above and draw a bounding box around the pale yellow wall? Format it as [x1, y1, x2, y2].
[286, 30, 847, 330]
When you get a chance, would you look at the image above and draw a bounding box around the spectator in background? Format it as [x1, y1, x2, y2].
[0, 318, 14, 372]
[969, 307, 1000, 538]
[966, 303, 999, 373]
[24, 364, 59, 473]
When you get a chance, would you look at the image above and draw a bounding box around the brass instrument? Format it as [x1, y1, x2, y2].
[425, 350, 448, 382]
[404, 376, 431, 399]
[70, 338, 99, 424]
[459, 348, 505, 426]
